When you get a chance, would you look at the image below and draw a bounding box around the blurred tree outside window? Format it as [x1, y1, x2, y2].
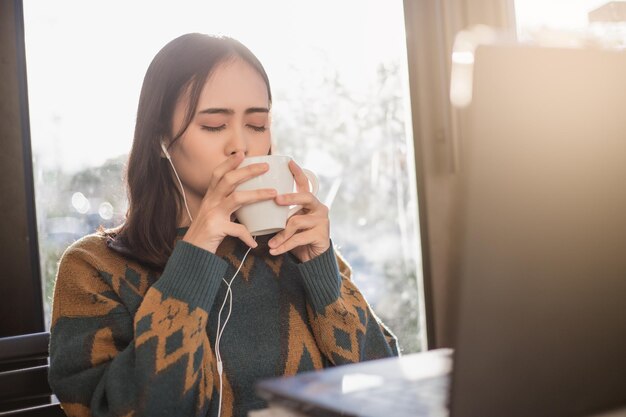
[24, 0, 426, 353]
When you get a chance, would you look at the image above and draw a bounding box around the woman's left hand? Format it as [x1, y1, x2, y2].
[268, 160, 330, 263]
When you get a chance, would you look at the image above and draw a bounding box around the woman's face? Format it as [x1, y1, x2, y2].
[167, 57, 271, 197]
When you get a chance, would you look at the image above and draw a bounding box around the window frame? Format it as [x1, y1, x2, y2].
[2, 0, 517, 346]
[0, 0, 45, 337]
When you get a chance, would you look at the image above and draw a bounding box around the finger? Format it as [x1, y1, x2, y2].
[215, 162, 270, 196]
[289, 160, 310, 193]
[269, 229, 318, 256]
[226, 222, 258, 248]
[268, 215, 317, 249]
[208, 152, 245, 190]
[223, 189, 277, 213]
[275, 192, 326, 212]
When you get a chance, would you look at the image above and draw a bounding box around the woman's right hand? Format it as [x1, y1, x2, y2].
[182, 151, 276, 254]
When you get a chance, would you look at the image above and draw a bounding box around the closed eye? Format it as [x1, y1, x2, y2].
[247, 125, 267, 133]
[201, 125, 226, 132]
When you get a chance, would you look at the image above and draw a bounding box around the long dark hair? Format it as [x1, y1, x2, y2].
[106, 33, 272, 269]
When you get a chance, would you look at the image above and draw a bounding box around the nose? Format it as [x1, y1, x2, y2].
[225, 126, 247, 156]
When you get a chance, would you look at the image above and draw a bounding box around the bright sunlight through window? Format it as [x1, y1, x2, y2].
[24, 0, 426, 353]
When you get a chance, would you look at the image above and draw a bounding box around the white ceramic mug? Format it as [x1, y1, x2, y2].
[235, 155, 319, 236]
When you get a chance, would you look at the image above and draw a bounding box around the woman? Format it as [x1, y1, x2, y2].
[49, 33, 398, 417]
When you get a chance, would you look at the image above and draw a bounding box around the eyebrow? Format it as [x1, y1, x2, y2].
[197, 107, 270, 115]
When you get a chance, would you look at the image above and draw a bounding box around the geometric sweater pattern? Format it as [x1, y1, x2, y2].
[48, 228, 399, 417]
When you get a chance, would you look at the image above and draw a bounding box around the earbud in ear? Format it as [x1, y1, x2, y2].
[160, 140, 194, 224]
[160, 141, 171, 159]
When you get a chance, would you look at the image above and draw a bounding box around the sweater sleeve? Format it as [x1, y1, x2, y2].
[48, 239, 228, 417]
[297, 244, 400, 365]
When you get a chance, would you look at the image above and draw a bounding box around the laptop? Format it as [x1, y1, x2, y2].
[255, 43, 626, 417]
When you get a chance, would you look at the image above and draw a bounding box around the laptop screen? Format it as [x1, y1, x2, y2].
[449, 44, 626, 417]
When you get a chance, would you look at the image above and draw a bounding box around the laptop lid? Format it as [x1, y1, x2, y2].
[255, 348, 453, 417]
[449, 43, 626, 417]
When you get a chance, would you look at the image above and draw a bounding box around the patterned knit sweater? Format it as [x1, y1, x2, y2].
[48, 228, 399, 417]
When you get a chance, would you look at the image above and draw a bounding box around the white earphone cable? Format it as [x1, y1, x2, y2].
[163, 143, 253, 417]
[163, 144, 193, 224]
[161, 142, 256, 417]
[215, 241, 254, 417]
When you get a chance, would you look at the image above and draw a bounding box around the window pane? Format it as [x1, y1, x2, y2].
[514, 0, 626, 45]
[24, 0, 425, 353]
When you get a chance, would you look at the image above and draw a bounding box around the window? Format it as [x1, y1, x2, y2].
[24, 0, 425, 352]
[515, 0, 626, 45]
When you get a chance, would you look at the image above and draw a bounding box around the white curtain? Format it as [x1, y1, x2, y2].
[403, 0, 516, 348]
